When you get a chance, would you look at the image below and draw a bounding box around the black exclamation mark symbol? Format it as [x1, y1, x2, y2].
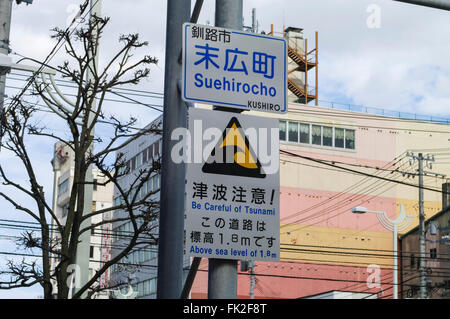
[270, 189, 275, 205]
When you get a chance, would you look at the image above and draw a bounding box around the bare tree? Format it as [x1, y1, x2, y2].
[0, 8, 161, 299]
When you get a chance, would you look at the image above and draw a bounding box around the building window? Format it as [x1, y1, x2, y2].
[279, 120, 355, 151]
[345, 129, 355, 150]
[90, 246, 94, 259]
[138, 281, 144, 297]
[144, 280, 150, 296]
[311, 125, 321, 145]
[149, 278, 157, 295]
[147, 178, 153, 194]
[299, 123, 310, 144]
[322, 126, 333, 147]
[334, 128, 344, 148]
[136, 152, 142, 168]
[147, 145, 153, 162]
[430, 248, 437, 259]
[410, 254, 415, 269]
[144, 246, 151, 261]
[279, 120, 286, 141]
[93, 179, 98, 191]
[288, 122, 299, 143]
[58, 178, 69, 195]
[141, 184, 147, 199]
[62, 203, 70, 218]
[151, 174, 160, 191]
[89, 268, 95, 280]
[140, 249, 145, 263]
[131, 156, 136, 171]
[142, 149, 148, 164]
[154, 141, 160, 157]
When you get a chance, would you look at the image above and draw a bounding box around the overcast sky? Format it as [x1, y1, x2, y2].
[1, 0, 450, 298]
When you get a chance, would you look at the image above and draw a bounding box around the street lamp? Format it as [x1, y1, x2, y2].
[351, 204, 414, 299]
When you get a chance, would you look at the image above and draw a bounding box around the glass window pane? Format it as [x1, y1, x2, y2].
[279, 121, 286, 141]
[154, 141, 160, 157]
[131, 157, 136, 170]
[147, 178, 153, 194]
[323, 126, 333, 146]
[140, 249, 145, 263]
[334, 128, 344, 148]
[345, 129, 355, 150]
[141, 185, 146, 199]
[150, 278, 157, 294]
[136, 153, 142, 168]
[153, 175, 159, 190]
[312, 125, 321, 145]
[63, 203, 69, 217]
[142, 149, 147, 163]
[147, 146, 153, 162]
[58, 178, 69, 194]
[129, 252, 134, 264]
[131, 186, 139, 201]
[299, 123, 310, 144]
[144, 246, 150, 261]
[138, 282, 144, 297]
[288, 122, 299, 143]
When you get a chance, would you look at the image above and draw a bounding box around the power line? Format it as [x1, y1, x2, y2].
[279, 154, 410, 223]
[7, 72, 164, 99]
[4, 0, 95, 112]
[280, 150, 448, 194]
[3, 221, 450, 261]
[4, 79, 163, 112]
[279, 155, 418, 230]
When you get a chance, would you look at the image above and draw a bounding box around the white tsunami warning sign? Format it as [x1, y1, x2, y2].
[184, 108, 280, 261]
[182, 23, 287, 114]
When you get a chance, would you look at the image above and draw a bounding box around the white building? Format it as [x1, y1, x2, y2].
[109, 115, 190, 299]
[50, 141, 114, 299]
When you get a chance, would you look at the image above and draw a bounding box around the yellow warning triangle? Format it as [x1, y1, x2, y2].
[202, 117, 265, 178]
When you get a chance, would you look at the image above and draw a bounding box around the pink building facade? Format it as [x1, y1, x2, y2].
[190, 103, 450, 299]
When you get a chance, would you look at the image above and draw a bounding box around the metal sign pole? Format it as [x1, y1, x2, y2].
[156, 0, 191, 299]
[207, 0, 243, 300]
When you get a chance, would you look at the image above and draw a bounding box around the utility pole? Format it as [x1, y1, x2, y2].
[207, 0, 243, 300]
[73, 0, 100, 299]
[249, 260, 255, 299]
[417, 153, 427, 299]
[251, 8, 257, 33]
[156, 0, 191, 299]
[0, 0, 13, 144]
[407, 152, 438, 299]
